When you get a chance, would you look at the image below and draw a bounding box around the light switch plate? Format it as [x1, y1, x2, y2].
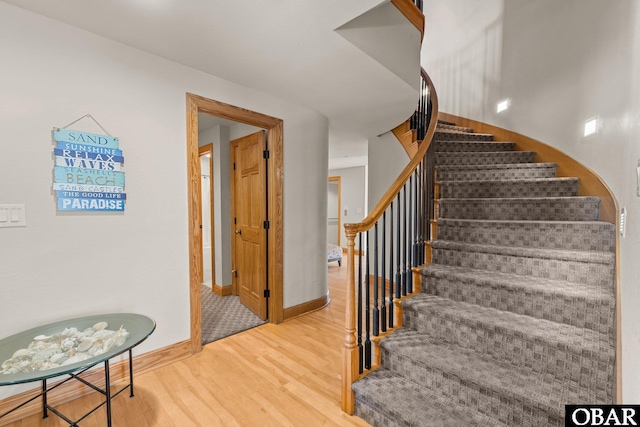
[0, 204, 26, 228]
[637, 159, 640, 197]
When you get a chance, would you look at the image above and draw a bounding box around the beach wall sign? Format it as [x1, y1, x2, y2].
[53, 128, 126, 211]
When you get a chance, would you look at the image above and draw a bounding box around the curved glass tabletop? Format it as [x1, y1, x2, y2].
[0, 313, 155, 386]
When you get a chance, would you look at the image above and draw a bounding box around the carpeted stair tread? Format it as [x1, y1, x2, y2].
[437, 119, 457, 126]
[435, 141, 515, 152]
[436, 163, 557, 181]
[434, 130, 493, 141]
[435, 151, 536, 165]
[400, 296, 615, 401]
[437, 162, 557, 172]
[431, 240, 614, 287]
[353, 368, 505, 427]
[438, 178, 579, 198]
[379, 329, 611, 423]
[435, 218, 616, 252]
[421, 264, 615, 334]
[430, 240, 614, 265]
[438, 196, 600, 221]
[401, 294, 615, 366]
[435, 123, 474, 133]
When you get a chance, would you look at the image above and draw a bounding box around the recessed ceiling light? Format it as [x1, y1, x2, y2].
[496, 99, 510, 113]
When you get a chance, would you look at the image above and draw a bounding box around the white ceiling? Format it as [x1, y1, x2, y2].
[2, 0, 422, 169]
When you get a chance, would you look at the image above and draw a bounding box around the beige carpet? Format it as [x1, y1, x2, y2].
[200, 284, 266, 345]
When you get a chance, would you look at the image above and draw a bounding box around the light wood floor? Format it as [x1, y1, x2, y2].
[5, 264, 370, 426]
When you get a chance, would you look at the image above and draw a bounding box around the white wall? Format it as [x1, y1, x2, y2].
[367, 132, 410, 209]
[0, 3, 328, 398]
[423, 0, 640, 402]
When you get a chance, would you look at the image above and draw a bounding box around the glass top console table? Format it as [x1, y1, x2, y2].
[0, 313, 155, 426]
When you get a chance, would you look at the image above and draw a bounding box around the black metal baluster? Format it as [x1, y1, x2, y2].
[389, 201, 395, 328]
[419, 158, 426, 262]
[402, 184, 408, 296]
[357, 233, 363, 374]
[381, 211, 387, 333]
[413, 170, 420, 267]
[427, 141, 435, 241]
[396, 193, 402, 299]
[364, 230, 371, 370]
[407, 175, 413, 294]
[417, 77, 422, 140]
[373, 223, 379, 337]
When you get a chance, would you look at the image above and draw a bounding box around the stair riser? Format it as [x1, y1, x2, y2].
[423, 275, 614, 335]
[436, 151, 535, 166]
[439, 199, 598, 221]
[434, 131, 493, 141]
[436, 222, 615, 252]
[439, 180, 578, 199]
[436, 166, 556, 181]
[435, 141, 515, 152]
[380, 348, 565, 426]
[402, 308, 614, 397]
[436, 123, 474, 133]
[354, 401, 401, 427]
[431, 248, 614, 287]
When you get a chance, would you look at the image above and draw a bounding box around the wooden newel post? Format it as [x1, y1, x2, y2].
[342, 227, 359, 414]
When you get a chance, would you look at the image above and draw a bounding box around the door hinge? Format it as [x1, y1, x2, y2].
[234, 217, 237, 225]
[263, 150, 270, 159]
[263, 289, 270, 298]
[232, 269, 237, 278]
[233, 162, 236, 170]
[263, 220, 270, 230]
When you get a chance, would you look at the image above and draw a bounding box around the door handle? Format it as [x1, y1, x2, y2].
[235, 229, 242, 235]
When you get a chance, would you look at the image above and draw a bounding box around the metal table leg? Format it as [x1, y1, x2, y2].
[129, 349, 134, 397]
[42, 379, 48, 419]
[104, 360, 112, 427]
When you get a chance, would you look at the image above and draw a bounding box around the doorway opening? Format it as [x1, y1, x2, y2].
[186, 93, 284, 354]
[327, 176, 341, 247]
[199, 144, 214, 289]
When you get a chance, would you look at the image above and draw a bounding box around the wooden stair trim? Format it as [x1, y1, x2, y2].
[438, 111, 621, 404]
[390, 0, 424, 38]
[391, 124, 419, 157]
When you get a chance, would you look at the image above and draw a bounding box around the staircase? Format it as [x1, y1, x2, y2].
[351, 121, 617, 426]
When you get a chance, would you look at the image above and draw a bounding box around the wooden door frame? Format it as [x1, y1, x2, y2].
[186, 93, 284, 354]
[328, 176, 341, 246]
[198, 144, 215, 291]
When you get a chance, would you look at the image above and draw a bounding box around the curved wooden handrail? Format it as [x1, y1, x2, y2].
[344, 68, 439, 235]
[341, 68, 438, 414]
